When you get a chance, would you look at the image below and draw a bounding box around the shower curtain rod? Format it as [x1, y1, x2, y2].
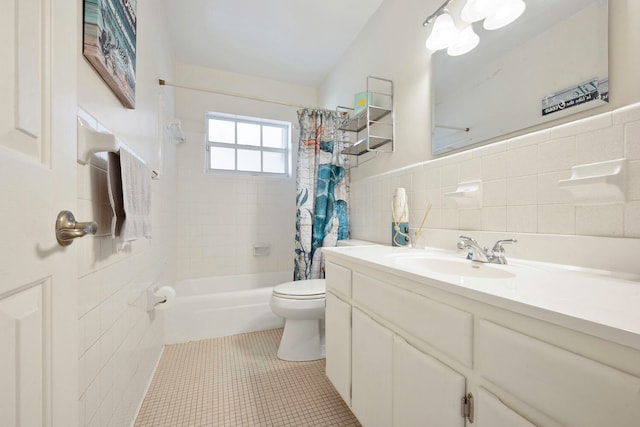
[159, 79, 325, 111]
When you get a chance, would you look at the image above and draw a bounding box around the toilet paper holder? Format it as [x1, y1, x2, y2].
[146, 285, 175, 311]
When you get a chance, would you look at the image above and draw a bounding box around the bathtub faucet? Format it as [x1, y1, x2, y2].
[457, 236, 517, 265]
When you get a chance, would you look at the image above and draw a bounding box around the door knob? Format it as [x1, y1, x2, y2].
[55, 210, 97, 246]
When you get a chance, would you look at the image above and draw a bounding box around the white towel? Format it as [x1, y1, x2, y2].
[107, 152, 125, 237]
[119, 146, 152, 242]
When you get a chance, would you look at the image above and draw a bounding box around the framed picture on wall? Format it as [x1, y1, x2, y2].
[83, 0, 137, 109]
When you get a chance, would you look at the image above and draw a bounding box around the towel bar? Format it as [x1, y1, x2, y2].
[77, 116, 159, 178]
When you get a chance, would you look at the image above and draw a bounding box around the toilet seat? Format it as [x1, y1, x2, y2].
[273, 279, 326, 300]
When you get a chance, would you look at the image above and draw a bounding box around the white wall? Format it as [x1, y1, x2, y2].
[319, 0, 640, 250]
[173, 63, 317, 280]
[350, 103, 640, 255]
[319, 0, 640, 178]
[75, 1, 177, 426]
[318, 0, 434, 177]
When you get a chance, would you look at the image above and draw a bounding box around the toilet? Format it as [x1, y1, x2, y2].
[270, 279, 326, 361]
[270, 240, 376, 361]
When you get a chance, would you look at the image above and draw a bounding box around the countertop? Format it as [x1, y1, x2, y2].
[323, 244, 640, 351]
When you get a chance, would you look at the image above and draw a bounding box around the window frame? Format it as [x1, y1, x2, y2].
[205, 112, 291, 177]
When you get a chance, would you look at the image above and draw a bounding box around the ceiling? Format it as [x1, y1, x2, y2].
[161, 0, 385, 87]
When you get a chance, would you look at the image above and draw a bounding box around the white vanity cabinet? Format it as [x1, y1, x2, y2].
[325, 292, 351, 404]
[351, 305, 467, 427]
[324, 255, 640, 427]
[325, 262, 353, 406]
[477, 320, 640, 427]
[351, 271, 475, 427]
[393, 335, 466, 427]
[351, 308, 393, 427]
[474, 388, 536, 427]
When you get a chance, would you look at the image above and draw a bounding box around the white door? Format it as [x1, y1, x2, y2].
[0, 1, 78, 426]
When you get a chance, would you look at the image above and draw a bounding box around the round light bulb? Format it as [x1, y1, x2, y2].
[426, 12, 459, 51]
[483, 0, 526, 30]
[447, 25, 480, 56]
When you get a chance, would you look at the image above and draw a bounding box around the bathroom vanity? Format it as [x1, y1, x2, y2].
[322, 245, 640, 427]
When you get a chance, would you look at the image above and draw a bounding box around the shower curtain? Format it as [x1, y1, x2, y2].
[294, 108, 349, 280]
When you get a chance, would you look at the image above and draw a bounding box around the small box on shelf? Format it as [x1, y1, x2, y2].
[354, 91, 373, 116]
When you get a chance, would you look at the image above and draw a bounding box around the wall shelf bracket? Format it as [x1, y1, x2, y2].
[444, 180, 482, 208]
[558, 158, 626, 205]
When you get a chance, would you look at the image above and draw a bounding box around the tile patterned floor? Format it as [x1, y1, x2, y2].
[134, 328, 361, 426]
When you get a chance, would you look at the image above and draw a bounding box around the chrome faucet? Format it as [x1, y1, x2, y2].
[457, 235, 517, 264]
[457, 235, 490, 262]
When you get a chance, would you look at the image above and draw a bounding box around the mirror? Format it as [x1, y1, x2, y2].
[432, 0, 608, 155]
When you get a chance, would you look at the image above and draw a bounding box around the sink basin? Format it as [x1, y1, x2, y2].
[392, 257, 516, 279]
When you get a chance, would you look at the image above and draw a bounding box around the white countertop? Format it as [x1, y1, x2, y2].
[322, 244, 640, 351]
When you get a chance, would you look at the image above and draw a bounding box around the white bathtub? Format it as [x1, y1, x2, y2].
[163, 271, 290, 344]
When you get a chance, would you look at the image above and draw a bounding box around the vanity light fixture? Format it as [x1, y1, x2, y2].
[482, 0, 526, 30]
[424, 0, 526, 56]
[460, 0, 492, 23]
[447, 25, 480, 56]
[425, 8, 459, 51]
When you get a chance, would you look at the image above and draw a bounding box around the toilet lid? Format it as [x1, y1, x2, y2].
[273, 279, 326, 300]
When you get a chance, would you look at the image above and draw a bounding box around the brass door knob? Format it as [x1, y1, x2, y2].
[55, 211, 97, 246]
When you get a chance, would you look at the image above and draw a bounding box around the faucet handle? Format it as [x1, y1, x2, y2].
[492, 239, 517, 253]
[459, 235, 489, 252]
[457, 235, 491, 262]
[459, 235, 477, 244]
[457, 236, 476, 251]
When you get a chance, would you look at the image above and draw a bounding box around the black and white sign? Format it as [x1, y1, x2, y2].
[541, 78, 608, 116]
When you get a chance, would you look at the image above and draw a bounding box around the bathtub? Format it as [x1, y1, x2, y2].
[163, 271, 291, 344]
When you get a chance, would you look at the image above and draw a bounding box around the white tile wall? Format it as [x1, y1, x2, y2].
[538, 136, 576, 173]
[628, 160, 640, 200]
[507, 175, 537, 206]
[483, 180, 506, 207]
[625, 122, 640, 159]
[175, 131, 296, 280]
[575, 125, 624, 164]
[459, 209, 482, 231]
[507, 205, 537, 233]
[626, 201, 640, 237]
[76, 137, 177, 427]
[575, 204, 625, 237]
[351, 102, 640, 244]
[537, 204, 576, 235]
[481, 151, 508, 181]
[506, 145, 538, 178]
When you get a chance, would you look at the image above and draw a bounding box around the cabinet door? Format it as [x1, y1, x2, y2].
[393, 336, 466, 427]
[478, 320, 640, 427]
[352, 308, 393, 427]
[325, 292, 352, 405]
[475, 388, 535, 427]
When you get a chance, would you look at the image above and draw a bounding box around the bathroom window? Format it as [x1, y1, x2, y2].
[206, 112, 291, 176]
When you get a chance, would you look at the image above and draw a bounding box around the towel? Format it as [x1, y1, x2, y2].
[119, 146, 152, 242]
[107, 152, 125, 236]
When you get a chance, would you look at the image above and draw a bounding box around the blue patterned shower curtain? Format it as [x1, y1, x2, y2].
[294, 109, 349, 280]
